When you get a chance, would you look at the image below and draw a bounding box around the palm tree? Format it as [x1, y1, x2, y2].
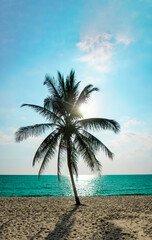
[15, 70, 120, 205]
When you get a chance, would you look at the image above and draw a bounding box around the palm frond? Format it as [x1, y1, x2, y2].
[79, 118, 120, 133]
[65, 70, 75, 90]
[33, 130, 58, 166]
[69, 70, 75, 88]
[44, 96, 53, 110]
[71, 142, 78, 176]
[66, 137, 79, 176]
[74, 133, 101, 173]
[44, 75, 60, 99]
[57, 71, 66, 97]
[15, 123, 55, 142]
[71, 84, 99, 117]
[21, 104, 61, 123]
[76, 84, 99, 105]
[69, 70, 80, 92]
[38, 130, 61, 177]
[65, 70, 79, 104]
[57, 137, 66, 181]
[82, 130, 113, 159]
[44, 96, 64, 117]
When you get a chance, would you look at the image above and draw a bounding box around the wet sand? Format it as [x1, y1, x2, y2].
[0, 195, 152, 239]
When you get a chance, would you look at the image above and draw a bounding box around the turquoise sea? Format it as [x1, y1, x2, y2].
[0, 175, 151, 197]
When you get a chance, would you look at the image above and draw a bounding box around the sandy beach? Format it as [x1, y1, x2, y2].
[0, 195, 152, 239]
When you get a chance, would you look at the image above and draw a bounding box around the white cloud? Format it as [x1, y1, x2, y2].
[100, 116, 152, 174]
[77, 33, 112, 52]
[77, 32, 132, 72]
[106, 129, 152, 174]
[76, 0, 136, 72]
[0, 131, 13, 145]
[123, 118, 146, 128]
[111, 118, 149, 151]
[112, 130, 152, 151]
[115, 34, 132, 45]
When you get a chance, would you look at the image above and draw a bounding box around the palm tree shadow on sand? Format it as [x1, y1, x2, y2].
[30, 205, 80, 240]
[45, 205, 79, 240]
[30, 205, 134, 240]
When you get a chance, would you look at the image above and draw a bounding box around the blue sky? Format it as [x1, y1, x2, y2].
[0, 0, 152, 175]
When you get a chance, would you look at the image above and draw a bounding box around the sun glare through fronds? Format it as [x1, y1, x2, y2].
[79, 99, 99, 118]
[79, 103, 88, 116]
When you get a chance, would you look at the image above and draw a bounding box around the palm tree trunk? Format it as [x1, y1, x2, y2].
[67, 139, 81, 205]
[68, 165, 81, 205]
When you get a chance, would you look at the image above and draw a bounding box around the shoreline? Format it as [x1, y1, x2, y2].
[1, 193, 152, 197]
[0, 195, 152, 239]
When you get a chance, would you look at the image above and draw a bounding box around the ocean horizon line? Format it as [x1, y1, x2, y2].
[0, 173, 151, 176]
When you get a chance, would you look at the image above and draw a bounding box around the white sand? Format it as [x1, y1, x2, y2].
[0, 195, 152, 239]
